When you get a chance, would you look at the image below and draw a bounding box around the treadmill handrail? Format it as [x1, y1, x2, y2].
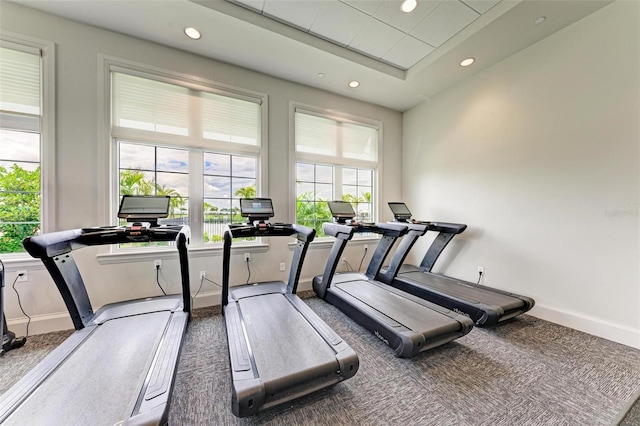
[386, 212, 467, 273]
[376, 222, 428, 284]
[424, 221, 467, 235]
[347, 222, 407, 279]
[392, 218, 467, 235]
[338, 220, 407, 238]
[23, 226, 191, 258]
[221, 222, 316, 307]
[22, 225, 192, 330]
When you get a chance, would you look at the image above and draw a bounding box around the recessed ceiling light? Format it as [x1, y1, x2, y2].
[348, 80, 360, 88]
[318, 73, 324, 78]
[184, 27, 201, 40]
[460, 57, 475, 67]
[401, 0, 418, 13]
[534, 16, 547, 25]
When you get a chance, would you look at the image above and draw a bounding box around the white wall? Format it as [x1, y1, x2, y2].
[403, 0, 639, 348]
[0, 2, 402, 334]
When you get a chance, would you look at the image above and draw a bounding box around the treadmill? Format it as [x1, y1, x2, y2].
[221, 198, 358, 417]
[377, 202, 535, 326]
[0, 195, 192, 425]
[312, 201, 473, 358]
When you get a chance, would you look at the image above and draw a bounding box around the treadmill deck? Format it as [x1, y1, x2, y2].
[398, 266, 524, 311]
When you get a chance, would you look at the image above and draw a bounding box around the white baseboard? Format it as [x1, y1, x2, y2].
[529, 303, 640, 349]
[6, 291, 224, 336]
[192, 290, 221, 309]
[7, 312, 74, 336]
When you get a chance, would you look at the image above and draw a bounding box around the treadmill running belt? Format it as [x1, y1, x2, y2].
[238, 294, 338, 394]
[334, 279, 461, 335]
[401, 269, 524, 310]
[4, 311, 170, 426]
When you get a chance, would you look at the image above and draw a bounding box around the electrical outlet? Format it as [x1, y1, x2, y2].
[364, 244, 368, 251]
[154, 259, 162, 269]
[279, 262, 286, 271]
[199, 271, 206, 280]
[244, 253, 251, 261]
[478, 266, 484, 274]
[16, 270, 28, 282]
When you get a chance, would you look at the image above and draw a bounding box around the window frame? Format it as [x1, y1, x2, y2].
[100, 57, 268, 255]
[0, 33, 55, 264]
[290, 102, 382, 239]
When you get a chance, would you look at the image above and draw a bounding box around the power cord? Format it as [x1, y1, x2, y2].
[477, 270, 483, 285]
[245, 257, 251, 284]
[155, 265, 167, 296]
[12, 273, 31, 338]
[358, 246, 368, 271]
[342, 259, 354, 272]
[192, 275, 221, 303]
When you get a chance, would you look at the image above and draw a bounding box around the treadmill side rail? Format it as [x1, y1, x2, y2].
[0, 328, 94, 423]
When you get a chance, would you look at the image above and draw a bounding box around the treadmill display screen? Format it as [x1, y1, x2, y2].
[327, 201, 356, 219]
[240, 198, 274, 218]
[118, 195, 171, 220]
[388, 202, 412, 220]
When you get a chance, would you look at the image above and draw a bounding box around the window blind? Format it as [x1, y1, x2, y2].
[113, 72, 261, 145]
[0, 46, 41, 116]
[295, 111, 377, 163]
[201, 92, 259, 146]
[112, 72, 189, 135]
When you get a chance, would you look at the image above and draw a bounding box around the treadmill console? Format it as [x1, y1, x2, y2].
[240, 198, 274, 225]
[76, 195, 186, 244]
[115, 195, 172, 241]
[388, 202, 413, 222]
[327, 201, 357, 224]
[118, 195, 170, 226]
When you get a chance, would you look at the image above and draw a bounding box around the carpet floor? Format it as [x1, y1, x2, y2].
[1, 296, 639, 425]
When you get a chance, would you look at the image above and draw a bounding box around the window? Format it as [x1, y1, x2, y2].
[294, 108, 379, 236]
[111, 68, 264, 247]
[0, 43, 44, 254]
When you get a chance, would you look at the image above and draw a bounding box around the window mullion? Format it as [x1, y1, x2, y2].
[189, 148, 204, 246]
[334, 165, 343, 200]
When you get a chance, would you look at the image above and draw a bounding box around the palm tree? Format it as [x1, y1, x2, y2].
[155, 183, 184, 215]
[234, 185, 256, 199]
[120, 169, 154, 195]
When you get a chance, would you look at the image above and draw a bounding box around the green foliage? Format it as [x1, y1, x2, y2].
[0, 165, 41, 253]
[296, 191, 332, 236]
[234, 185, 256, 199]
[120, 169, 154, 195]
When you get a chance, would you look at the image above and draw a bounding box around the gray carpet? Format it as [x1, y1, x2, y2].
[1, 296, 639, 425]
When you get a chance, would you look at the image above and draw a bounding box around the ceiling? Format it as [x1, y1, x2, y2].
[10, 0, 612, 111]
[226, 0, 501, 70]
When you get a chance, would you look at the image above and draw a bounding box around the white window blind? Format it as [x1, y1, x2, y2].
[0, 45, 41, 119]
[295, 111, 377, 165]
[201, 92, 259, 146]
[112, 72, 189, 136]
[113, 72, 261, 146]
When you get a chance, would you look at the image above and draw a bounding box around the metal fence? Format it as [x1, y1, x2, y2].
[162, 216, 242, 240]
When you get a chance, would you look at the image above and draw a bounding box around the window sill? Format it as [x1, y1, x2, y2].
[96, 243, 269, 264]
[0, 254, 45, 271]
[288, 236, 379, 251]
